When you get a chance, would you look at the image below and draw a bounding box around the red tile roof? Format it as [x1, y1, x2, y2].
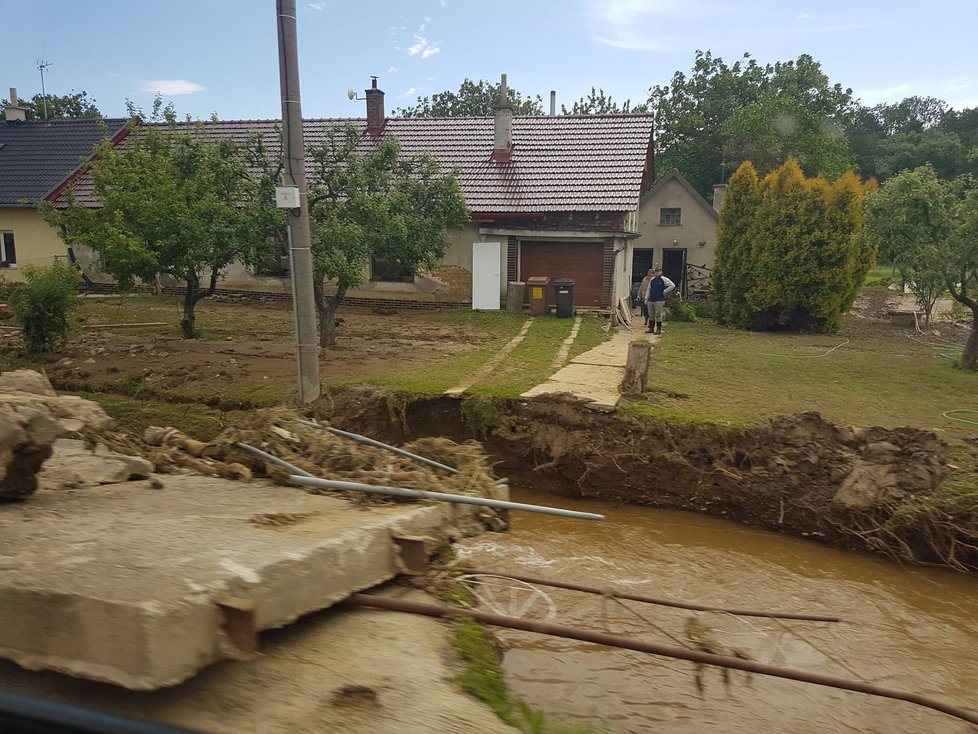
[55, 115, 654, 214]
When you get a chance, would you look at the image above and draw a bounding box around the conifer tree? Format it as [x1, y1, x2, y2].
[713, 162, 761, 326]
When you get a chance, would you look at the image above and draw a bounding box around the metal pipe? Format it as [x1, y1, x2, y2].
[345, 593, 978, 727]
[287, 476, 605, 521]
[235, 442, 316, 478]
[449, 568, 841, 623]
[295, 420, 460, 475]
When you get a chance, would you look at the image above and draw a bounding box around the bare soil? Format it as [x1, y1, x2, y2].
[1, 299, 491, 404]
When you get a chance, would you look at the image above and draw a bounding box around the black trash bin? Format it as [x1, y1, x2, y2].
[552, 278, 575, 318]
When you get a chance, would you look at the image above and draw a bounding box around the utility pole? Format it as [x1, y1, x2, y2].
[275, 0, 320, 403]
[37, 60, 51, 119]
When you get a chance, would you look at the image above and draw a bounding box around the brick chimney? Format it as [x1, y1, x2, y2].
[365, 77, 385, 136]
[492, 73, 513, 163]
[4, 88, 27, 122]
[712, 183, 727, 212]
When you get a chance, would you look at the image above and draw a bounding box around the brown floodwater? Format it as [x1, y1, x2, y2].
[455, 489, 978, 734]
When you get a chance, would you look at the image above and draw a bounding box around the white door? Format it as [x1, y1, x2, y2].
[472, 242, 501, 310]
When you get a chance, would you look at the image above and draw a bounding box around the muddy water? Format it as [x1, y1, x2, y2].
[456, 489, 978, 734]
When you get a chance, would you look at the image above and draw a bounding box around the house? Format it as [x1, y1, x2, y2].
[632, 169, 723, 297]
[0, 89, 130, 279]
[36, 77, 658, 310]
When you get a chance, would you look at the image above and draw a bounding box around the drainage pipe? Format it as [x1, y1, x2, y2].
[287, 476, 605, 521]
[448, 568, 841, 623]
[345, 593, 978, 727]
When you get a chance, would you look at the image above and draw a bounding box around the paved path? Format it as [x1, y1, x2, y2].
[521, 323, 658, 411]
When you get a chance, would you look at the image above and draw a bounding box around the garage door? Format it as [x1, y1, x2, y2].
[520, 241, 604, 307]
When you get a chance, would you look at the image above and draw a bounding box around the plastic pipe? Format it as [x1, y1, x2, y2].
[286, 475, 604, 521]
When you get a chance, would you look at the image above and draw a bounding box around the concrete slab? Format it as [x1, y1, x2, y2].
[0, 475, 499, 690]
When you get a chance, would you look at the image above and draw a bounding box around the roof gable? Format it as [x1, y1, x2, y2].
[0, 118, 129, 206]
[641, 169, 719, 221]
[56, 115, 655, 214]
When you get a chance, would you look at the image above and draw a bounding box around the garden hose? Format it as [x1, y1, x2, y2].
[943, 409, 978, 426]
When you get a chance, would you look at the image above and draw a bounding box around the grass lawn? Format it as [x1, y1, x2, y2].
[624, 318, 977, 443]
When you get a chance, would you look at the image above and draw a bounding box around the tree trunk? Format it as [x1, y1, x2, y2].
[181, 284, 199, 339]
[314, 281, 346, 348]
[961, 306, 978, 371]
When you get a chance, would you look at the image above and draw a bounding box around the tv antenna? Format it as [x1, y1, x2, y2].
[37, 59, 52, 119]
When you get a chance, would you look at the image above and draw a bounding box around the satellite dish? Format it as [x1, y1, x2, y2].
[347, 87, 356, 101]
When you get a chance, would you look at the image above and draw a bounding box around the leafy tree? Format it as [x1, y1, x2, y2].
[5, 262, 80, 353]
[874, 96, 948, 135]
[394, 78, 543, 117]
[713, 162, 761, 326]
[306, 125, 469, 347]
[716, 159, 872, 332]
[561, 87, 648, 114]
[861, 166, 978, 366]
[43, 122, 282, 338]
[947, 183, 978, 368]
[650, 51, 854, 197]
[0, 90, 102, 120]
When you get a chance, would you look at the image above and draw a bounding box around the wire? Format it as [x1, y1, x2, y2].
[761, 340, 850, 358]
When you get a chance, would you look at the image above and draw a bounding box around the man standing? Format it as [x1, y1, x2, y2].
[638, 268, 654, 325]
[644, 267, 675, 335]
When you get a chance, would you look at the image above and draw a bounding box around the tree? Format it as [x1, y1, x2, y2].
[715, 159, 872, 332]
[394, 79, 543, 117]
[561, 87, 648, 114]
[0, 90, 102, 120]
[713, 162, 761, 326]
[43, 122, 282, 338]
[650, 51, 854, 197]
[947, 183, 978, 368]
[306, 125, 469, 347]
[862, 166, 978, 368]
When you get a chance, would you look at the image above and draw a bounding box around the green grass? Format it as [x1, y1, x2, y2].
[353, 311, 611, 397]
[624, 320, 977, 441]
[472, 314, 608, 397]
[452, 617, 601, 734]
[864, 263, 897, 285]
[73, 391, 246, 440]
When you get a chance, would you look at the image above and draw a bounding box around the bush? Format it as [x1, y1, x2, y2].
[667, 300, 698, 322]
[7, 262, 81, 353]
[691, 301, 717, 320]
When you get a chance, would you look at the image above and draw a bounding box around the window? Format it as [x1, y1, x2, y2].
[371, 256, 414, 282]
[659, 208, 681, 226]
[0, 232, 16, 268]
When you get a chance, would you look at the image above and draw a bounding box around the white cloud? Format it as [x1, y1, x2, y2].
[585, 0, 713, 51]
[439, 0, 446, 6]
[407, 33, 440, 58]
[304, 1, 327, 10]
[388, 65, 399, 73]
[856, 83, 913, 105]
[797, 12, 812, 19]
[141, 80, 205, 96]
[398, 86, 418, 98]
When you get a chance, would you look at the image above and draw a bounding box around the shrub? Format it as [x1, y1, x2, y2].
[7, 262, 81, 353]
[691, 301, 717, 320]
[667, 300, 698, 322]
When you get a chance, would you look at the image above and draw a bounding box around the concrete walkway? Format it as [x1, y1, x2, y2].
[521, 321, 659, 411]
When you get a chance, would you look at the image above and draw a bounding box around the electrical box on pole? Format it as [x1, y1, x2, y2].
[275, 186, 300, 209]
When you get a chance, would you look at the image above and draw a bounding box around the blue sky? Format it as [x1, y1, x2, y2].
[4, 0, 977, 121]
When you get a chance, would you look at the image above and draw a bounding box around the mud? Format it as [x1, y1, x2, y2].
[311, 390, 968, 570]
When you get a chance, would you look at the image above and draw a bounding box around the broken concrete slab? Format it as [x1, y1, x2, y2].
[0, 475, 501, 690]
[40, 438, 153, 488]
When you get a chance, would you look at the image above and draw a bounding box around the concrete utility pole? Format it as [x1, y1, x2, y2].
[275, 0, 320, 403]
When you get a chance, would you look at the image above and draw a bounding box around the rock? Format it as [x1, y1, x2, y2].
[0, 371, 114, 501]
